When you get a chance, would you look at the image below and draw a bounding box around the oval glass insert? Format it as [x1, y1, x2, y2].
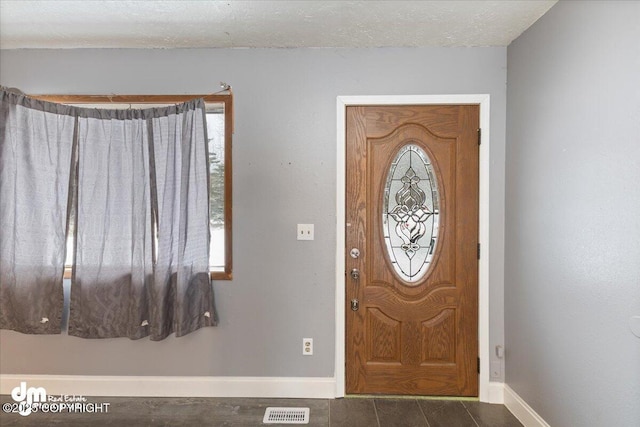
[383, 144, 440, 283]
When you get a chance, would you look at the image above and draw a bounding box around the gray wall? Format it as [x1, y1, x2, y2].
[506, 1, 640, 426]
[0, 47, 507, 381]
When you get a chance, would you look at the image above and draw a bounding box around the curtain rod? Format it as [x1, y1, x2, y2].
[32, 93, 232, 104]
[27, 82, 233, 104]
[22, 83, 234, 134]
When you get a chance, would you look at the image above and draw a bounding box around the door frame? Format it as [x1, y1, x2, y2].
[335, 95, 492, 402]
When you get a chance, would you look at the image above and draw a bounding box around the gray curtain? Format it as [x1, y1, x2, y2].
[0, 88, 217, 340]
[0, 90, 74, 334]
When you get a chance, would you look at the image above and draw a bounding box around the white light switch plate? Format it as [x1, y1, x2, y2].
[297, 224, 314, 240]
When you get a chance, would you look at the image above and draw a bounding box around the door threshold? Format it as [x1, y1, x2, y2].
[345, 394, 479, 401]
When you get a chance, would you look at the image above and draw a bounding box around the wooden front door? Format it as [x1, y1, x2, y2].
[345, 105, 479, 396]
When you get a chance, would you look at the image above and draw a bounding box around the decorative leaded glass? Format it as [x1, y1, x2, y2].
[383, 144, 439, 283]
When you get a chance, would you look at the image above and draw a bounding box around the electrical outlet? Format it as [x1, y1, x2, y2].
[297, 224, 314, 240]
[303, 338, 313, 355]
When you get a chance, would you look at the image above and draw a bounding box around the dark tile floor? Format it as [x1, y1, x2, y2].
[0, 395, 523, 426]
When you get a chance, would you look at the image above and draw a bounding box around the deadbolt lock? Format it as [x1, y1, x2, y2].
[350, 268, 360, 280]
[351, 299, 359, 311]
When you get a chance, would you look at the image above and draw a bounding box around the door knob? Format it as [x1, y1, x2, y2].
[350, 268, 360, 280]
[351, 299, 359, 311]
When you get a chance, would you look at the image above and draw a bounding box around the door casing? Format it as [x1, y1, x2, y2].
[335, 95, 492, 402]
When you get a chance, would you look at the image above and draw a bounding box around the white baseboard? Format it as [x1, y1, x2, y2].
[503, 384, 551, 427]
[0, 375, 336, 399]
[487, 381, 505, 404]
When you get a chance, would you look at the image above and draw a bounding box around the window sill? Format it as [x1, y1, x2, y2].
[63, 268, 232, 281]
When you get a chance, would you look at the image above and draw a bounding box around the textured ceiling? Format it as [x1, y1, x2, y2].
[0, 0, 557, 49]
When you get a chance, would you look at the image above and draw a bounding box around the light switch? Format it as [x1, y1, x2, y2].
[297, 224, 314, 240]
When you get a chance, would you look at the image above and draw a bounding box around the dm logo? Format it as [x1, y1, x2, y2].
[11, 382, 47, 416]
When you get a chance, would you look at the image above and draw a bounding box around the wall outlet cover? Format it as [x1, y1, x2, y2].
[297, 224, 314, 241]
[303, 338, 313, 355]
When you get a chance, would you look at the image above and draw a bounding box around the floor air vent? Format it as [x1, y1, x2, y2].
[263, 407, 310, 424]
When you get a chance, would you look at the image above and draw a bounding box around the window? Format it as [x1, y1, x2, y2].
[38, 94, 233, 280]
